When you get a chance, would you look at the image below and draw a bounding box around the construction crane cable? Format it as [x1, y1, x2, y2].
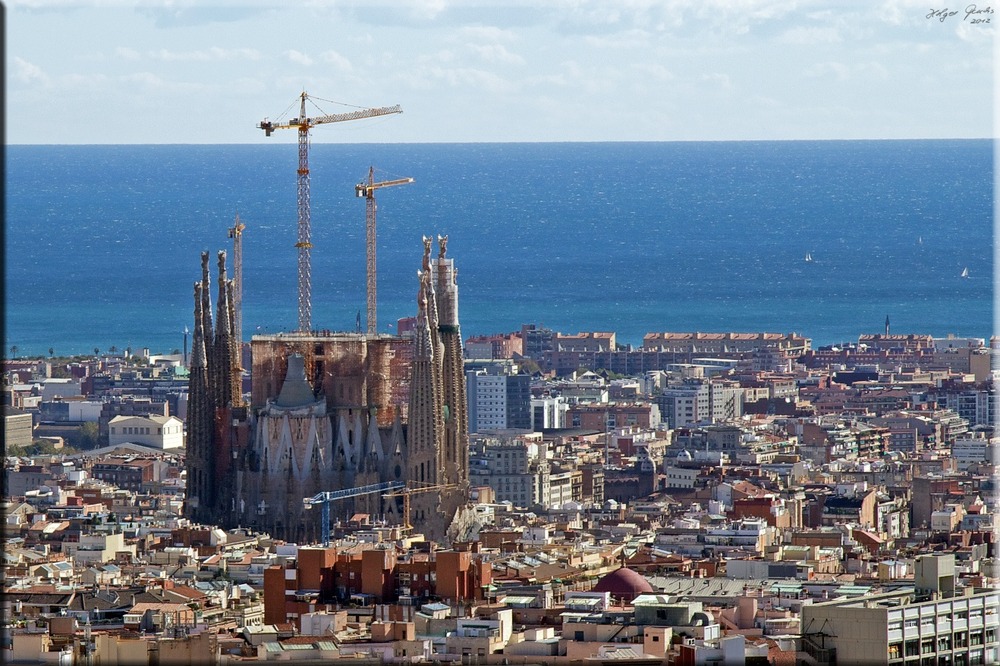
[307, 94, 370, 109]
[268, 97, 300, 123]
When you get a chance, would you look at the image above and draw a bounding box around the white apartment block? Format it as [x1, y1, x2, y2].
[468, 371, 508, 432]
[951, 437, 998, 471]
[532, 396, 569, 430]
[658, 381, 744, 429]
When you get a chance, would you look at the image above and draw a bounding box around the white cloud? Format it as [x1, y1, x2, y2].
[457, 25, 516, 42]
[148, 47, 262, 62]
[804, 61, 850, 81]
[468, 43, 524, 65]
[415, 65, 514, 94]
[416, 49, 457, 65]
[582, 29, 652, 49]
[552, 59, 617, 95]
[631, 62, 675, 82]
[118, 71, 205, 95]
[700, 72, 733, 90]
[14, 57, 49, 86]
[64, 73, 110, 88]
[857, 61, 890, 80]
[779, 25, 842, 44]
[320, 50, 353, 72]
[286, 50, 314, 66]
[115, 47, 141, 61]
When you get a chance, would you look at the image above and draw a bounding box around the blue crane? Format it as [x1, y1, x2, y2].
[303, 481, 405, 547]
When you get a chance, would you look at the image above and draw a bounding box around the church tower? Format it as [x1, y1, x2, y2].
[186, 251, 242, 525]
[432, 235, 470, 490]
[406, 235, 469, 540]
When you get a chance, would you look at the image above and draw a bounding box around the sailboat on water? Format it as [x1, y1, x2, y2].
[804, 252, 813, 263]
[961, 267, 969, 278]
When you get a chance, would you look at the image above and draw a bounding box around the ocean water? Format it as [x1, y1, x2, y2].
[4, 140, 993, 358]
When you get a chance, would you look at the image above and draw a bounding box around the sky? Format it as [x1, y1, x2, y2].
[4, 0, 996, 144]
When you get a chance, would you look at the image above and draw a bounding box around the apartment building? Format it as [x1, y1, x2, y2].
[657, 379, 744, 429]
[800, 554, 999, 665]
[465, 361, 532, 433]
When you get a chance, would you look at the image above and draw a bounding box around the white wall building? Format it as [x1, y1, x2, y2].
[108, 414, 184, 450]
[952, 437, 998, 470]
[531, 396, 569, 430]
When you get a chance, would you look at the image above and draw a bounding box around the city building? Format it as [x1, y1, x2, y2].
[800, 555, 999, 665]
[465, 360, 532, 433]
[107, 414, 184, 450]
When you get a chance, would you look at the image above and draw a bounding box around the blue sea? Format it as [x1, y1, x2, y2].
[5, 140, 994, 358]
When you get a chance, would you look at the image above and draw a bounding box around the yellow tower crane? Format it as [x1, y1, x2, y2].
[355, 167, 413, 335]
[258, 92, 402, 333]
[382, 482, 457, 532]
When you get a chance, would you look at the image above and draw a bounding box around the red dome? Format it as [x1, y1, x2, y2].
[592, 566, 654, 602]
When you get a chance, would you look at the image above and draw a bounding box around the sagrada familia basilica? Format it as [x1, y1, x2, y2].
[185, 236, 470, 543]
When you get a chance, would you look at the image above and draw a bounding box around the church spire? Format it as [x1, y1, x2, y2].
[187, 281, 213, 520]
[214, 250, 236, 408]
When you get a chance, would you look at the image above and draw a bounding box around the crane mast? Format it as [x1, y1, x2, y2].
[259, 92, 402, 333]
[355, 167, 413, 334]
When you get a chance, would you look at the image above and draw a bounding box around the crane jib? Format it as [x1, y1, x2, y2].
[260, 105, 403, 133]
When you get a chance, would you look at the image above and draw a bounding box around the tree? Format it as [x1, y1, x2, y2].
[94, 347, 100, 357]
[48, 348, 54, 357]
[9, 345, 17, 359]
[79, 422, 100, 450]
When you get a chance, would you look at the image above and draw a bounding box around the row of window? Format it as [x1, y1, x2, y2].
[890, 628, 998, 660]
[111, 425, 168, 436]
